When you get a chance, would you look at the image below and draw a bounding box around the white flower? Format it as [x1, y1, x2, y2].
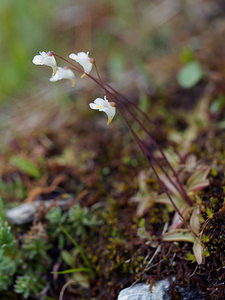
[49, 67, 76, 87]
[32, 51, 57, 75]
[89, 96, 116, 125]
[69, 51, 93, 77]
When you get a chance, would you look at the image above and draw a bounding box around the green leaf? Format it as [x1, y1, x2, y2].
[0, 219, 16, 251]
[51, 267, 92, 275]
[206, 207, 213, 218]
[61, 250, 75, 267]
[59, 224, 92, 272]
[185, 252, 195, 262]
[180, 47, 195, 63]
[46, 207, 66, 224]
[177, 61, 203, 89]
[14, 274, 45, 298]
[162, 229, 195, 243]
[11, 156, 41, 178]
[139, 218, 145, 228]
[193, 237, 204, 264]
[210, 94, 225, 113]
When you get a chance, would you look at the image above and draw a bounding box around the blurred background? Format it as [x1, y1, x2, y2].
[0, 0, 224, 144]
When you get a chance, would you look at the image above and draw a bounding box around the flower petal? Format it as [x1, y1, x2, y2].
[32, 55, 43, 65]
[69, 53, 78, 60]
[32, 51, 57, 70]
[89, 96, 116, 125]
[69, 51, 93, 74]
[94, 98, 107, 107]
[49, 67, 75, 85]
[89, 103, 99, 110]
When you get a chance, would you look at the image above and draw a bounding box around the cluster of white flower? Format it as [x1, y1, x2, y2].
[32, 51, 116, 125]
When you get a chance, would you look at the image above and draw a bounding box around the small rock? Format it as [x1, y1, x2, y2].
[6, 194, 74, 225]
[6, 203, 36, 225]
[117, 281, 170, 300]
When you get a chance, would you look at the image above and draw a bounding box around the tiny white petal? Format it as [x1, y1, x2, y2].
[49, 67, 76, 87]
[32, 55, 42, 65]
[89, 103, 99, 110]
[93, 98, 108, 109]
[32, 51, 56, 67]
[32, 51, 57, 75]
[69, 51, 93, 74]
[50, 67, 75, 81]
[89, 96, 116, 125]
[69, 53, 78, 60]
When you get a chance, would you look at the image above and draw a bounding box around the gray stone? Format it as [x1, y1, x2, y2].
[6, 194, 74, 225]
[117, 281, 170, 300]
[6, 203, 36, 225]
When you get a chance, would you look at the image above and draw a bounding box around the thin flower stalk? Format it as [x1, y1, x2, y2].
[92, 61, 102, 82]
[109, 91, 190, 204]
[104, 82, 182, 160]
[117, 108, 198, 237]
[85, 76, 191, 205]
[61, 58, 190, 204]
[57, 53, 191, 205]
[53, 52, 192, 205]
[106, 91, 191, 205]
[99, 90, 188, 201]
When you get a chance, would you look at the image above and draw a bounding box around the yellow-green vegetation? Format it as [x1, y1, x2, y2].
[0, 0, 63, 101]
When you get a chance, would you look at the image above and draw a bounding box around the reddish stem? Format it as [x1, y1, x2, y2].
[118, 108, 198, 237]
[53, 52, 192, 206]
